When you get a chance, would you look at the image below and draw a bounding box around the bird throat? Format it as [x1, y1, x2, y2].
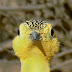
[32, 41, 46, 56]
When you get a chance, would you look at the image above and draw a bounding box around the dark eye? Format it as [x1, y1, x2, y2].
[18, 29, 20, 35]
[51, 29, 54, 36]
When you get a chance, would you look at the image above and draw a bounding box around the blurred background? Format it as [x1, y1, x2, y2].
[0, 0, 72, 72]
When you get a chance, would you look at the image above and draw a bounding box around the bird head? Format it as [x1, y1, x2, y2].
[12, 20, 60, 62]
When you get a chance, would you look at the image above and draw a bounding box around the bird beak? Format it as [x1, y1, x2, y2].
[32, 31, 38, 40]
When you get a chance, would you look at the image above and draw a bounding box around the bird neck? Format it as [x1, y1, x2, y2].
[20, 55, 50, 72]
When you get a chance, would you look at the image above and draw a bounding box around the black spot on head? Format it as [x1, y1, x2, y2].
[32, 22, 33, 24]
[38, 23, 40, 24]
[41, 23, 43, 24]
[33, 24, 34, 26]
[41, 21, 42, 22]
[35, 26, 37, 27]
[36, 21, 38, 23]
[26, 22, 28, 24]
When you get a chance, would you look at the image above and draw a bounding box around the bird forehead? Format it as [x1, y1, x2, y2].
[24, 20, 50, 31]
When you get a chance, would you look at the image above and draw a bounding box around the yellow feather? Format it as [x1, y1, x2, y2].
[21, 55, 50, 72]
[12, 20, 60, 72]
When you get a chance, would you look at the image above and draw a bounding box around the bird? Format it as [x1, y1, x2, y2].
[12, 20, 60, 72]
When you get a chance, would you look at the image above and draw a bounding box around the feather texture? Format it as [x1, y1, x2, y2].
[12, 20, 60, 72]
